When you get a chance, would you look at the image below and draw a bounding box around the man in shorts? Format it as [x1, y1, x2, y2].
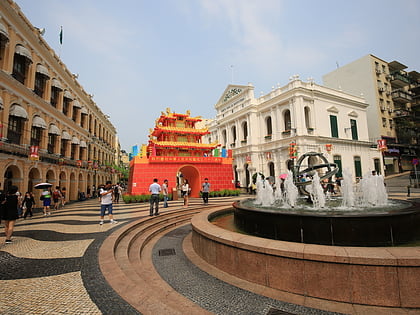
[99, 181, 117, 225]
[52, 186, 62, 211]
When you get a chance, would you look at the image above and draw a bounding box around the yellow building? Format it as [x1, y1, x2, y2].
[0, 0, 118, 201]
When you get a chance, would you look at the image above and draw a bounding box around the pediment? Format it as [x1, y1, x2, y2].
[326, 106, 339, 113]
[348, 110, 358, 118]
[215, 84, 252, 108]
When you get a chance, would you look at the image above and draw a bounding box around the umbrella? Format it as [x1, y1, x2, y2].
[34, 182, 53, 189]
[279, 173, 288, 180]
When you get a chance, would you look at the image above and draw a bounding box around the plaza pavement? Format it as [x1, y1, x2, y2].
[0, 173, 419, 315]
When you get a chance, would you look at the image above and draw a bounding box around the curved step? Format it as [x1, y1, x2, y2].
[99, 202, 232, 315]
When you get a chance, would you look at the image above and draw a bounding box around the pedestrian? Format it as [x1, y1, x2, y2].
[113, 184, 121, 203]
[41, 188, 52, 216]
[52, 186, 62, 211]
[201, 178, 211, 205]
[22, 192, 35, 219]
[99, 181, 117, 225]
[1, 185, 19, 244]
[149, 178, 161, 216]
[16, 191, 23, 218]
[92, 185, 97, 198]
[181, 179, 190, 207]
[61, 187, 66, 207]
[87, 186, 91, 199]
[162, 179, 169, 208]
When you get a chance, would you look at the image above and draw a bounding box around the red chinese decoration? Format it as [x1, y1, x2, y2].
[29, 145, 39, 160]
[325, 144, 332, 152]
[377, 139, 387, 152]
[289, 142, 298, 159]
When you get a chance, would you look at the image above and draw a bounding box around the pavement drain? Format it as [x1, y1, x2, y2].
[158, 248, 176, 256]
[266, 308, 296, 315]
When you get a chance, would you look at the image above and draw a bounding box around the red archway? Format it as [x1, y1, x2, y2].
[178, 165, 200, 198]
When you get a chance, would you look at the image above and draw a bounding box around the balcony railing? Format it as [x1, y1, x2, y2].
[391, 90, 413, 103]
[391, 72, 410, 88]
[0, 139, 100, 169]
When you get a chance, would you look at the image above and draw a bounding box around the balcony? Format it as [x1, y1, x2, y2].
[391, 72, 410, 88]
[391, 90, 413, 104]
[393, 109, 411, 119]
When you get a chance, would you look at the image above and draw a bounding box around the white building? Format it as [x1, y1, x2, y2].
[204, 77, 383, 188]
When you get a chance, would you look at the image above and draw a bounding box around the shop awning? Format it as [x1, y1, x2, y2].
[48, 124, 60, 135]
[9, 104, 28, 119]
[71, 136, 80, 145]
[0, 22, 9, 39]
[15, 45, 32, 61]
[80, 140, 87, 148]
[61, 131, 71, 140]
[36, 64, 49, 77]
[51, 78, 62, 90]
[32, 116, 47, 129]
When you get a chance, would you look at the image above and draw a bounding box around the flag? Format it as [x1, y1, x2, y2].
[59, 26, 63, 45]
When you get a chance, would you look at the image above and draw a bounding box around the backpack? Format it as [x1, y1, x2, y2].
[114, 186, 119, 194]
[53, 190, 61, 199]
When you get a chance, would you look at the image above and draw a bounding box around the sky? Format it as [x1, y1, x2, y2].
[13, 0, 420, 152]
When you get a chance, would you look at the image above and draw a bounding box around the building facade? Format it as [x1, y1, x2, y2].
[204, 78, 383, 189]
[0, 1, 118, 200]
[128, 109, 234, 197]
[323, 54, 419, 174]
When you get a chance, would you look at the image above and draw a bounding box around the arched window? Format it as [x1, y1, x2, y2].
[266, 116, 272, 135]
[222, 129, 227, 147]
[304, 107, 311, 129]
[12, 45, 32, 85]
[231, 125, 237, 142]
[268, 162, 275, 177]
[284, 110, 291, 131]
[242, 121, 248, 141]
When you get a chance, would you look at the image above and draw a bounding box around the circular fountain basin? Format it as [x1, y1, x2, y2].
[233, 198, 420, 246]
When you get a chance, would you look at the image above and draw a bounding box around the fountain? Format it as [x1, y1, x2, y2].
[191, 152, 420, 310]
[233, 152, 420, 247]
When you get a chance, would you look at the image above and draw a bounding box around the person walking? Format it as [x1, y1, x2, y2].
[41, 188, 52, 216]
[162, 179, 169, 208]
[113, 184, 121, 203]
[99, 181, 117, 225]
[52, 186, 62, 211]
[201, 178, 211, 205]
[149, 178, 161, 216]
[61, 187, 66, 207]
[22, 192, 35, 219]
[1, 185, 19, 244]
[181, 179, 190, 207]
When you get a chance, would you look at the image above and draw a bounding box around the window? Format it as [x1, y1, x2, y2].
[51, 87, 60, 108]
[222, 129, 227, 147]
[30, 127, 42, 146]
[268, 162, 275, 177]
[60, 139, 68, 156]
[266, 116, 272, 135]
[354, 156, 362, 178]
[63, 97, 70, 116]
[382, 118, 387, 127]
[34, 72, 47, 97]
[350, 119, 358, 140]
[283, 110, 291, 131]
[389, 119, 393, 129]
[242, 121, 248, 141]
[231, 125, 237, 142]
[48, 134, 56, 154]
[7, 116, 24, 144]
[304, 107, 311, 129]
[12, 54, 27, 84]
[72, 107, 79, 122]
[374, 158, 381, 175]
[330, 115, 338, 138]
[333, 155, 342, 178]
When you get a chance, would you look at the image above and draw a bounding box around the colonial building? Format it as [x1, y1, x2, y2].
[204, 77, 383, 189]
[323, 54, 419, 174]
[0, 1, 118, 200]
[128, 109, 234, 197]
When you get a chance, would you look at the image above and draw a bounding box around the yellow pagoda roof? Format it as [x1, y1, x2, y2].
[151, 126, 209, 136]
[151, 140, 219, 149]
